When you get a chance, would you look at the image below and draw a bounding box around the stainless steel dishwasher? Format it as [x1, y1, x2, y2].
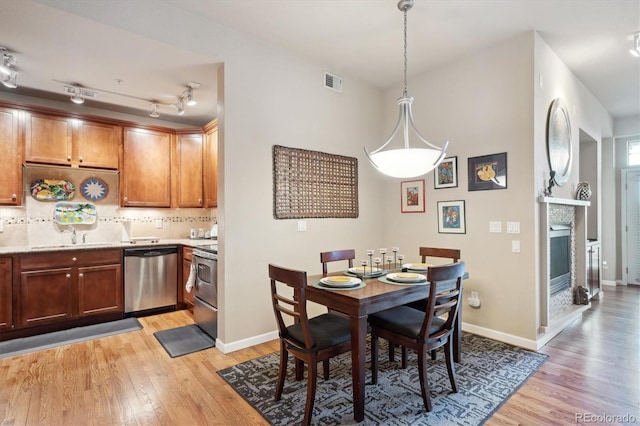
[124, 246, 178, 314]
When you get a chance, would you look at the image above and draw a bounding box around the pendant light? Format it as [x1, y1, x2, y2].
[364, 0, 448, 179]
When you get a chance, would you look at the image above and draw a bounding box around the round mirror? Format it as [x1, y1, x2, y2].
[546, 98, 572, 186]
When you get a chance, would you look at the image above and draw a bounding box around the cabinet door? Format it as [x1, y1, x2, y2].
[76, 120, 120, 169]
[177, 133, 204, 207]
[0, 258, 12, 329]
[78, 264, 123, 316]
[121, 127, 172, 207]
[588, 244, 601, 298]
[203, 123, 218, 208]
[182, 248, 194, 310]
[0, 107, 21, 206]
[19, 268, 74, 327]
[25, 113, 72, 166]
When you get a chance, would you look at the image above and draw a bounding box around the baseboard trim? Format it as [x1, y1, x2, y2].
[462, 323, 538, 351]
[602, 280, 617, 286]
[216, 330, 278, 354]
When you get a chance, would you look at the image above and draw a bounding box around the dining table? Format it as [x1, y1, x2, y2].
[305, 268, 466, 423]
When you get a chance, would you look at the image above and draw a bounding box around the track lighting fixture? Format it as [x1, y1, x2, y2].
[149, 103, 160, 118]
[629, 32, 640, 58]
[172, 99, 185, 115]
[0, 47, 18, 89]
[70, 88, 85, 104]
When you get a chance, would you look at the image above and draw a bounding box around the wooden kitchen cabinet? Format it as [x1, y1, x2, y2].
[0, 106, 22, 206]
[24, 112, 120, 169]
[587, 241, 601, 299]
[176, 131, 204, 208]
[182, 247, 195, 311]
[0, 258, 12, 329]
[121, 127, 173, 207]
[18, 249, 123, 328]
[203, 120, 218, 208]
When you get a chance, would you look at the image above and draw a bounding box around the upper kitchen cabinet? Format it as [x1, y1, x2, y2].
[0, 106, 22, 206]
[25, 112, 120, 170]
[203, 120, 218, 208]
[176, 131, 204, 208]
[121, 127, 173, 207]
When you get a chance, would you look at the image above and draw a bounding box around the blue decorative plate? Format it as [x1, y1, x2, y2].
[80, 177, 109, 201]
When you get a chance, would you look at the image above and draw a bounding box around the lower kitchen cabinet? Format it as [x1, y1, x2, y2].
[0, 257, 12, 329]
[182, 247, 194, 311]
[587, 241, 601, 299]
[18, 249, 123, 328]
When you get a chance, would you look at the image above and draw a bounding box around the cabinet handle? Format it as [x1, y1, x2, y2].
[78, 156, 83, 162]
[124, 197, 128, 202]
[79, 273, 83, 278]
[67, 155, 72, 161]
[11, 194, 16, 200]
[198, 198, 202, 205]
[66, 274, 71, 279]
[72, 257, 77, 262]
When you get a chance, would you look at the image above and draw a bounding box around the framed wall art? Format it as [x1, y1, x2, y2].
[437, 200, 466, 234]
[401, 179, 425, 213]
[468, 152, 507, 191]
[434, 156, 458, 189]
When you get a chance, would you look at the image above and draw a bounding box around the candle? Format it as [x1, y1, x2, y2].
[380, 248, 387, 255]
[392, 247, 399, 253]
[366, 249, 374, 256]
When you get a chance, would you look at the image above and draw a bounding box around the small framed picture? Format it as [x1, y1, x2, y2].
[468, 152, 507, 191]
[434, 156, 458, 189]
[437, 200, 466, 234]
[401, 179, 425, 213]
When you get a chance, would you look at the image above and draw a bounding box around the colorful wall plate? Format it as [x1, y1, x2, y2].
[31, 179, 76, 201]
[80, 177, 109, 201]
[54, 202, 97, 225]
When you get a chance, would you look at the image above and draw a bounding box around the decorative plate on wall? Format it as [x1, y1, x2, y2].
[54, 202, 97, 224]
[30, 179, 76, 201]
[80, 177, 109, 201]
[546, 98, 572, 187]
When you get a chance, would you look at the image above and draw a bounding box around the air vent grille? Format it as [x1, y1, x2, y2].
[323, 71, 343, 93]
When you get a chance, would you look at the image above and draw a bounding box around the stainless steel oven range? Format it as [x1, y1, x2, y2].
[192, 247, 218, 341]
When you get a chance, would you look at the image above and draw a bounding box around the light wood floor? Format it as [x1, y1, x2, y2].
[1, 285, 638, 425]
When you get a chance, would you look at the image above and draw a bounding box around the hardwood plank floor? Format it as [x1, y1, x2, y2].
[1, 285, 638, 425]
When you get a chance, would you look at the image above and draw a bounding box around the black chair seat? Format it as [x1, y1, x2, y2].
[287, 313, 351, 349]
[368, 306, 445, 339]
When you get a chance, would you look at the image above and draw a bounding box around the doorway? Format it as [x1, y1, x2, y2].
[622, 168, 640, 285]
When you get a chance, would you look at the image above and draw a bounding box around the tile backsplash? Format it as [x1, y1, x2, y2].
[0, 165, 216, 247]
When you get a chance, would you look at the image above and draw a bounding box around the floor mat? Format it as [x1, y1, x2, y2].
[154, 324, 215, 358]
[0, 317, 143, 358]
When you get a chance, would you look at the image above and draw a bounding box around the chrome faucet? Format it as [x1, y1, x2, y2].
[64, 227, 77, 244]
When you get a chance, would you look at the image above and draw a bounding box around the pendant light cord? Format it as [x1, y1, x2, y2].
[403, 7, 408, 97]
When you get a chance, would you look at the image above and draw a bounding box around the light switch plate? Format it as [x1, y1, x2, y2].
[507, 221, 520, 234]
[297, 220, 307, 232]
[489, 221, 502, 233]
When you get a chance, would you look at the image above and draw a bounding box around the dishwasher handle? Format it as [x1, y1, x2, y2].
[124, 246, 178, 257]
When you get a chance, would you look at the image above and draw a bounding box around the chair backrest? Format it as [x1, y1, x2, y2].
[320, 249, 355, 275]
[419, 247, 461, 264]
[268, 264, 315, 350]
[420, 261, 466, 341]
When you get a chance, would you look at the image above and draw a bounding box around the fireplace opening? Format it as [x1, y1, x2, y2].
[549, 223, 571, 296]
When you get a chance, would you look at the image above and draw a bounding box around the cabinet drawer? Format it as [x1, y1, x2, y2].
[21, 249, 122, 270]
[183, 247, 193, 261]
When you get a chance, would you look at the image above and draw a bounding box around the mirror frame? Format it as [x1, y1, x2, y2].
[546, 98, 572, 187]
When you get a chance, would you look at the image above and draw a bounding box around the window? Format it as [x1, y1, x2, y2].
[629, 140, 640, 166]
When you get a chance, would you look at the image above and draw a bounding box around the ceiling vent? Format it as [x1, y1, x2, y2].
[323, 71, 343, 93]
[63, 85, 98, 99]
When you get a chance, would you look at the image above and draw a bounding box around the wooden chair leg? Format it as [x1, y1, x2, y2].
[322, 359, 330, 380]
[303, 359, 318, 426]
[430, 349, 437, 360]
[417, 349, 433, 412]
[371, 335, 379, 384]
[295, 358, 304, 381]
[444, 340, 458, 393]
[275, 344, 288, 401]
[388, 341, 395, 362]
[401, 346, 408, 369]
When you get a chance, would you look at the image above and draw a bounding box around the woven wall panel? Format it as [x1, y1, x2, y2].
[273, 145, 359, 219]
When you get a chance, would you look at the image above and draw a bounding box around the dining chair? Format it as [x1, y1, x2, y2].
[389, 247, 462, 362]
[369, 261, 465, 412]
[320, 249, 356, 275]
[268, 264, 352, 426]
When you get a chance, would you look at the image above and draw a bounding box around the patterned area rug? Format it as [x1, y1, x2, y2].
[218, 333, 548, 425]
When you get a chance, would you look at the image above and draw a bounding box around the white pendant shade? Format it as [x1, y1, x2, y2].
[368, 148, 445, 179]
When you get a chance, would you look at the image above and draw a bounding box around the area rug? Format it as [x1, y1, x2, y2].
[0, 317, 142, 359]
[218, 333, 548, 425]
[153, 324, 215, 358]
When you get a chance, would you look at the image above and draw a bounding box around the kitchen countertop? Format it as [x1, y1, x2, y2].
[0, 238, 217, 255]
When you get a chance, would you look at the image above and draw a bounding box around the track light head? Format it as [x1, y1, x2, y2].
[629, 32, 640, 57]
[0, 47, 18, 88]
[149, 103, 160, 118]
[172, 100, 185, 115]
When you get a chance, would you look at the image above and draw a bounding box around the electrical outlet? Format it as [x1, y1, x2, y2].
[0, 219, 3, 233]
[155, 219, 163, 229]
[512, 240, 521, 253]
[297, 220, 307, 232]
